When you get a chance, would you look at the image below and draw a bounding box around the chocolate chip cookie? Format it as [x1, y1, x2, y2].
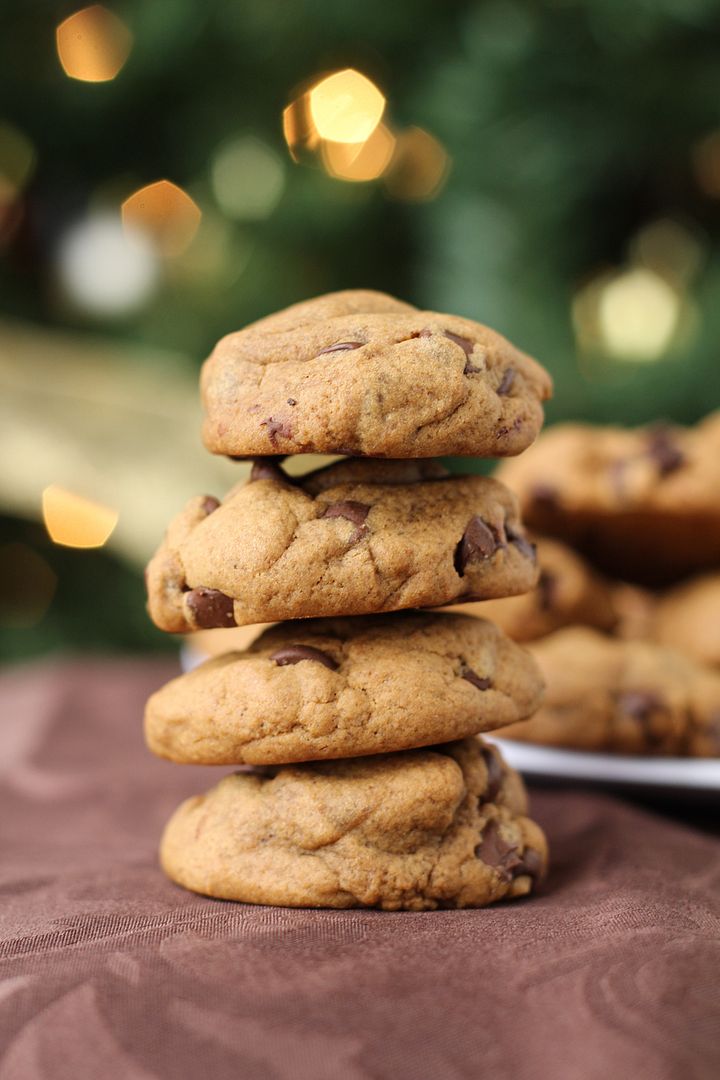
[160, 736, 548, 909]
[200, 289, 552, 459]
[146, 458, 539, 632]
[496, 412, 720, 584]
[615, 573, 720, 671]
[146, 612, 544, 765]
[499, 627, 720, 756]
[447, 536, 616, 642]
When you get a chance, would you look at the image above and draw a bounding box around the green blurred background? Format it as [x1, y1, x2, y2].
[2, 0, 720, 660]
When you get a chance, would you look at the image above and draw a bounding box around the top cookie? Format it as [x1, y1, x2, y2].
[200, 289, 552, 459]
[496, 412, 720, 584]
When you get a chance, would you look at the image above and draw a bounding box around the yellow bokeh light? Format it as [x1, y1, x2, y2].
[575, 268, 683, 364]
[384, 127, 450, 201]
[56, 5, 132, 83]
[42, 485, 118, 549]
[122, 180, 202, 257]
[322, 123, 396, 183]
[308, 69, 385, 145]
[693, 130, 720, 198]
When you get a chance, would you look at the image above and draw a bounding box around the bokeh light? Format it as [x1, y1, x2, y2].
[42, 485, 118, 549]
[122, 180, 202, 257]
[383, 127, 450, 201]
[322, 124, 396, 183]
[56, 5, 132, 83]
[573, 268, 684, 363]
[211, 135, 285, 220]
[58, 214, 158, 316]
[0, 122, 36, 200]
[0, 544, 57, 630]
[282, 95, 318, 162]
[308, 69, 385, 144]
[598, 269, 682, 361]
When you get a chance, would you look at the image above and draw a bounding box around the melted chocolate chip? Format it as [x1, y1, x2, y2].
[260, 417, 292, 445]
[323, 501, 370, 527]
[323, 500, 370, 542]
[461, 666, 492, 691]
[200, 495, 220, 516]
[444, 330, 474, 358]
[249, 458, 288, 483]
[617, 690, 663, 720]
[185, 588, 236, 629]
[454, 516, 500, 576]
[480, 747, 504, 803]
[269, 645, 338, 671]
[496, 368, 515, 395]
[474, 820, 522, 880]
[316, 341, 364, 355]
[537, 570, 557, 611]
[506, 525, 536, 562]
[647, 426, 685, 476]
[464, 359, 482, 375]
[514, 848, 543, 882]
[532, 484, 558, 509]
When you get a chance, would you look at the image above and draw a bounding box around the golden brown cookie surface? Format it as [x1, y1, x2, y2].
[200, 289, 552, 459]
[160, 737, 548, 910]
[145, 458, 540, 631]
[146, 612, 544, 765]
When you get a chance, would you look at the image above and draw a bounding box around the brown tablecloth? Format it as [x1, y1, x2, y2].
[1, 658, 718, 1080]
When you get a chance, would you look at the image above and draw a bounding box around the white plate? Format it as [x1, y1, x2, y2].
[489, 737, 720, 799]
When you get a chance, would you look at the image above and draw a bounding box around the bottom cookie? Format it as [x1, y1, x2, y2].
[160, 737, 548, 910]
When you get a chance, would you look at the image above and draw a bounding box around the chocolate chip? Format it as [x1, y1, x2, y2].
[464, 359, 482, 375]
[506, 525, 536, 562]
[200, 495, 220, 516]
[316, 341, 364, 355]
[185, 588, 236, 629]
[322, 500, 370, 542]
[444, 330, 474, 358]
[496, 368, 515, 395]
[287, 398, 297, 406]
[269, 645, 338, 671]
[462, 665, 492, 691]
[454, 516, 500, 576]
[647, 426, 685, 476]
[480, 747, 504, 803]
[617, 690, 662, 720]
[474, 820, 522, 880]
[249, 458, 288, 483]
[323, 501, 370, 527]
[260, 417, 292, 444]
[514, 848, 544, 882]
[537, 570, 557, 611]
[532, 484, 558, 508]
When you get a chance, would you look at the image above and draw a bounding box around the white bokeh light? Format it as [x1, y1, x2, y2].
[58, 214, 159, 316]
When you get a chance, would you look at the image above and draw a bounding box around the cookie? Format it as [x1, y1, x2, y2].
[200, 289, 552, 459]
[447, 536, 616, 642]
[146, 612, 544, 765]
[160, 737, 548, 909]
[146, 458, 540, 632]
[616, 574, 720, 670]
[496, 412, 720, 584]
[499, 627, 720, 756]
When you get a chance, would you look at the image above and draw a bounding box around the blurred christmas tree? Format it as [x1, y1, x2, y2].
[1, 0, 720, 656]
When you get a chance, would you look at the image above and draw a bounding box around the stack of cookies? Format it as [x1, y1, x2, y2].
[481, 414, 720, 756]
[144, 289, 553, 910]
